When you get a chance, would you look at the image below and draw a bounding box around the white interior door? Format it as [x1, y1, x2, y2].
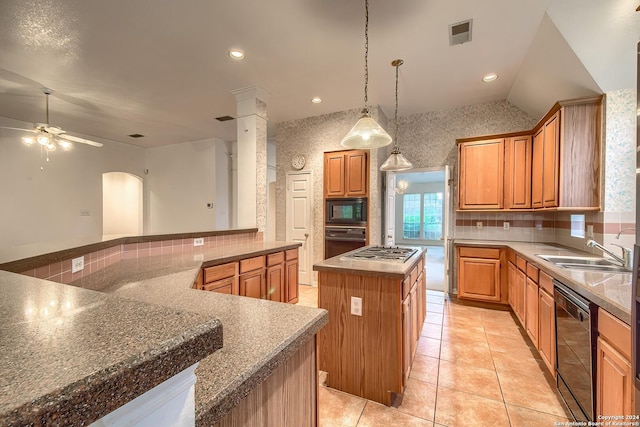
[443, 165, 452, 292]
[385, 172, 396, 246]
[286, 171, 313, 285]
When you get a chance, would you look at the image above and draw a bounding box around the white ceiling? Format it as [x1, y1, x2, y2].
[0, 0, 637, 148]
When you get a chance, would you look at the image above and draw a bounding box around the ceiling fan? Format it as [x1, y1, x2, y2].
[0, 87, 103, 151]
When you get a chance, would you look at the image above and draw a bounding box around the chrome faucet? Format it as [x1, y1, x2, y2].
[586, 239, 631, 270]
[615, 227, 635, 239]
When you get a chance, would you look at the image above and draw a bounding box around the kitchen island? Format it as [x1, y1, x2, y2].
[1, 236, 328, 426]
[313, 246, 427, 405]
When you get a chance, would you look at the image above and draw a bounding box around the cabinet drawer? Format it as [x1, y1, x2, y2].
[418, 255, 425, 273]
[402, 275, 412, 300]
[267, 251, 285, 266]
[204, 262, 237, 284]
[539, 271, 553, 294]
[516, 256, 527, 272]
[203, 276, 235, 294]
[507, 250, 516, 265]
[285, 249, 298, 261]
[526, 264, 539, 283]
[599, 308, 631, 360]
[240, 256, 265, 273]
[458, 247, 500, 259]
[410, 266, 418, 287]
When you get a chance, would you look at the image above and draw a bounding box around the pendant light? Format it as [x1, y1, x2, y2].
[380, 59, 413, 171]
[340, 0, 392, 149]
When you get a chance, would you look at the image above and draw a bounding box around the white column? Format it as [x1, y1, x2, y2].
[232, 86, 269, 232]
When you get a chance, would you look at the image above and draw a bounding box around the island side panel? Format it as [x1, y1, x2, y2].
[318, 271, 402, 405]
[212, 336, 318, 427]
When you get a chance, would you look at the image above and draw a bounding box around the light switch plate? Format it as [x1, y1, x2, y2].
[72, 256, 84, 273]
[351, 297, 362, 316]
[586, 225, 594, 237]
[503, 222, 510, 230]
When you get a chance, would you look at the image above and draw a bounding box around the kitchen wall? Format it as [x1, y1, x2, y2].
[0, 116, 145, 248]
[274, 106, 387, 283]
[144, 137, 228, 234]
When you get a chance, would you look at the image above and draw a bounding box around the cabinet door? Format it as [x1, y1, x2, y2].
[418, 271, 427, 326]
[458, 256, 501, 302]
[538, 288, 555, 375]
[508, 262, 516, 312]
[459, 139, 504, 209]
[239, 268, 266, 299]
[597, 337, 633, 417]
[324, 152, 345, 197]
[505, 136, 532, 209]
[525, 278, 539, 348]
[285, 259, 299, 303]
[203, 276, 237, 295]
[266, 263, 284, 302]
[345, 150, 368, 197]
[531, 128, 544, 208]
[542, 112, 560, 208]
[515, 269, 526, 325]
[410, 284, 419, 361]
[402, 295, 412, 387]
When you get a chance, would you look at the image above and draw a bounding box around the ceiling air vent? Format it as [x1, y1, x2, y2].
[128, 133, 145, 138]
[449, 19, 473, 46]
[215, 115, 235, 122]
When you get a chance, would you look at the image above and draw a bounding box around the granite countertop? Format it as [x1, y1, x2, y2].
[454, 239, 632, 324]
[69, 241, 328, 426]
[313, 246, 426, 279]
[0, 271, 223, 426]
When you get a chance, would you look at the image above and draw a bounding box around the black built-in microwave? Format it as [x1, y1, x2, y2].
[325, 198, 367, 225]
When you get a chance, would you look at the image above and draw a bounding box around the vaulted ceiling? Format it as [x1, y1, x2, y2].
[0, 0, 637, 147]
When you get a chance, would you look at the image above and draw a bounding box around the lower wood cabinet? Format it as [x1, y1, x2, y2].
[514, 266, 526, 325]
[525, 277, 539, 348]
[199, 248, 299, 304]
[538, 287, 555, 374]
[596, 308, 634, 417]
[285, 249, 299, 303]
[457, 246, 504, 303]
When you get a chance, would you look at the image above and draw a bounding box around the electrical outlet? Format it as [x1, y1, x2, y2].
[351, 296, 362, 316]
[193, 238, 204, 247]
[503, 222, 510, 230]
[586, 225, 594, 237]
[80, 210, 90, 217]
[476, 221, 483, 230]
[72, 256, 84, 273]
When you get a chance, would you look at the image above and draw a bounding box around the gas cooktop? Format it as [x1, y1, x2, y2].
[343, 246, 418, 263]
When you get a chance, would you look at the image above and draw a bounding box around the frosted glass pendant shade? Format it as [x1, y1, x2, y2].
[341, 110, 392, 149]
[380, 149, 413, 171]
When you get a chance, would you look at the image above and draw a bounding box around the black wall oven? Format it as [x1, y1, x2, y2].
[324, 226, 366, 259]
[325, 198, 367, 225]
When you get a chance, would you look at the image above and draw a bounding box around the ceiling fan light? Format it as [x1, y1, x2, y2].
[46, 142, 56, 151]
[58, 140, 72, 151]
[341, 110, 392, 149]
[22, 136, 35, 146]
[380, 150, 413, 171]
[37, 134, 50, 146]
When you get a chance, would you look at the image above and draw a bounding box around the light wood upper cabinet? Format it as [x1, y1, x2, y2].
[504, 135, 532, 209]
[458, 96, 602, 211]
[324, 149, 368, 198]
[458, 139, 505, 210]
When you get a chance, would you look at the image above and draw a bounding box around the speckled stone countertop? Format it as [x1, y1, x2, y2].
[0, 270, 223, 427]
[313, 246, 426, 279]
[454, 240, 632, 324]
[69, 241, 328, 426]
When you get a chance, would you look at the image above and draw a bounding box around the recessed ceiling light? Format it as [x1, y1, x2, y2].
[311, 97, 322, 104]
[482, 73, 498, 83]
[229, 49, 245, 60]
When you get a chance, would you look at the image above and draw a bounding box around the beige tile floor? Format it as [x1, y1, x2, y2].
[297, 285, 573, 427]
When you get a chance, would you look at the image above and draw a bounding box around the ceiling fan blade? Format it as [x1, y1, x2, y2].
[0, 126, 37, 133]
[57, 133, 103, 147]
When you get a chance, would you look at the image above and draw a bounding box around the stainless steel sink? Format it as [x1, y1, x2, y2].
[536, 254, 630, 273]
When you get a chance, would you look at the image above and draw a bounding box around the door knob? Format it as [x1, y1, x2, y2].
[304, 233, 309, 238]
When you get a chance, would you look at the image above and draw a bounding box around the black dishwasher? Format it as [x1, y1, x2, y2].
[554, 280, 596, 421]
